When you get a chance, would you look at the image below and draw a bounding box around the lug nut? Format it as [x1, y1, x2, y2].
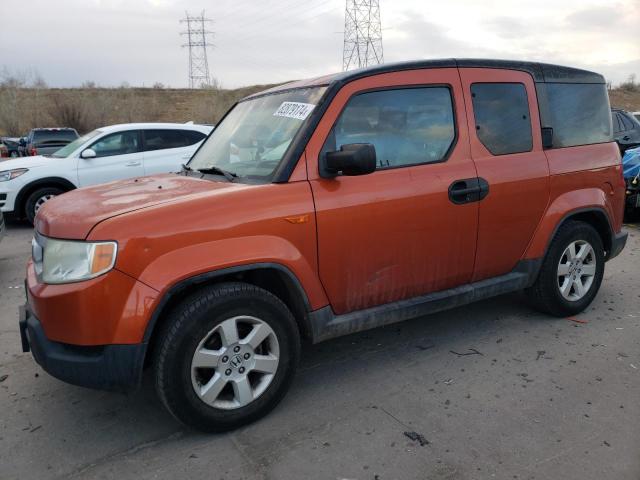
[233, 346, 241, 353]
[225, 369, 232, 376]
[222, 356, 229, 363]
[244, 353, 250, 360]
[239, 367, 245, 374]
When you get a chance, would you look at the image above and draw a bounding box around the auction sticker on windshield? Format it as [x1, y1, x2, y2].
[273, 102, 316, 120]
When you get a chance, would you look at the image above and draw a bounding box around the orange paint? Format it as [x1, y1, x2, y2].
[26, 62, 626, 347]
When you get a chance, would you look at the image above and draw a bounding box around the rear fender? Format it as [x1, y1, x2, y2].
[524, 188, 614, 260]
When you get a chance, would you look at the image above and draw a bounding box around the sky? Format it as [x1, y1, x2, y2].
[0, 0, 638, 89]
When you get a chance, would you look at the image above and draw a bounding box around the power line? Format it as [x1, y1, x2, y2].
[342, 0, 383, 71]
[180, 10, 214, 88]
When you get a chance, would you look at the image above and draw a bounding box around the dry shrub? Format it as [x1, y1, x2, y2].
[0, 82, 283, 136]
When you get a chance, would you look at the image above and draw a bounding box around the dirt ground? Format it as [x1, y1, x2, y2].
[0, 220, 639, 480]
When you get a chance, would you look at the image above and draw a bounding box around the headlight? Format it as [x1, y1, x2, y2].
[40, 238, 117, 284]
[0, 168, 28, 182]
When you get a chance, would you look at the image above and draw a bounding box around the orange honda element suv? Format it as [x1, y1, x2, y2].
[20, 59, 627, 432]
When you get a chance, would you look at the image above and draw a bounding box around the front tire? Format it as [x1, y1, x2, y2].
[25, 186, 63, 224]
[154, 282, 300, 432]
[526, 221, 604, 317]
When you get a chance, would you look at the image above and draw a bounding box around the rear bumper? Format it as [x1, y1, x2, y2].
[19, 304, 145, 392]
[608, 230, 628, 261]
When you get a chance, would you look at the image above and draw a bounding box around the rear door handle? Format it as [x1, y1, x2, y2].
[623, 135, 631, 141]
[125, 161, 141, 167]
[448, 177, 489, 204]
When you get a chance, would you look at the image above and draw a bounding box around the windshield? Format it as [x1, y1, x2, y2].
[51, 130, 102, 158]
[188, 87, 327, 179]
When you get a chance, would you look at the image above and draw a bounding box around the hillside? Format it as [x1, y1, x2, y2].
[0, 84, 281, 136]
[609, 89, 640, 112]
[1, 84, 639, 137]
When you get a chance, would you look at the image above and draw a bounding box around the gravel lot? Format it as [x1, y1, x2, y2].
[1, 219, 639, 480]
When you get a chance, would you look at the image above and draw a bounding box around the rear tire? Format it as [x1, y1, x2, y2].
[154, 282, 300, 432]
[25, 186, 63, 224]
[526, 221, 604, 317]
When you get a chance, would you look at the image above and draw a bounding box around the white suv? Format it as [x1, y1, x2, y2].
[0, 123, 213, 223]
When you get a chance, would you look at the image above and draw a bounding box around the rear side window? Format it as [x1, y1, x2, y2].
[90, 131, 141, 158]
[612, 113, 623, 134]
[324, 87, 456, 169]
[538, 83, 611, 148]
[620, 113, 636, 131]
[470, 83, 533, 155]
[143, 130, 205, 151]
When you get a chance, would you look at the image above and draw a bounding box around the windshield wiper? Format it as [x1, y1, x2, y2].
[197, 166, 237, 182]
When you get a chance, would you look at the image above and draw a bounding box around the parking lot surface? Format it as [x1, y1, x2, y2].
[1, 220, 639, 480]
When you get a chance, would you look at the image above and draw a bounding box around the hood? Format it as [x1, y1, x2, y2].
[0, 155, 56, 170]
[35, 174, 243, 239]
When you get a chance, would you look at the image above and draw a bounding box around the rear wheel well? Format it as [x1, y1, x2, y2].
[557, 210, 612, 258]
[144, 267, 311, 367]
[16, 178, 75, 218]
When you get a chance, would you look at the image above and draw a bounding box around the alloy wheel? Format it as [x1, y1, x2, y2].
[34, 194, 56, 214]
[190, 315, 280, 410]
[557, 240, 597, 301]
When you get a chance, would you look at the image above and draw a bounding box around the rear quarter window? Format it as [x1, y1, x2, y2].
[537, 83, 612, 148]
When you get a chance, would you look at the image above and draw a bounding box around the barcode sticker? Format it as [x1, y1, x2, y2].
[273, 102, 315, 120]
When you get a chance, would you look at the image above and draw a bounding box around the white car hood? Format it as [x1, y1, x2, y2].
[0, 155, 57, 171]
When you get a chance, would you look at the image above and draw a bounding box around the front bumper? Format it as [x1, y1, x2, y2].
[19, 303, 146, 392]
[608, 231, 628, 261]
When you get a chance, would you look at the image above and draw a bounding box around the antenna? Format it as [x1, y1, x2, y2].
[342, 0, 384, 71]
[180, 10, 214, 88]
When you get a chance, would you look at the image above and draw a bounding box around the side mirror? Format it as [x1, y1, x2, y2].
[81, 148, 96, 159]
[541, 127, 553, 149]
[321, 143, 376, 178]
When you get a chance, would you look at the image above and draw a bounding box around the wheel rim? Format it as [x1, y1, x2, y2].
[557, 240, 597, 301]
[34, 194, 56, 214]
[190, 315, 280, 410]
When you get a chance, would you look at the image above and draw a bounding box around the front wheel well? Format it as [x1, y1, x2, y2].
[16, 178, 76, 218]
[144, 266, 312, 368]
[556, 210, 613, 258]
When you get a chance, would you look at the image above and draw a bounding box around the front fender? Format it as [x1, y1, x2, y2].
[121, 234, 329, 310]
[524, 187, 612, 260]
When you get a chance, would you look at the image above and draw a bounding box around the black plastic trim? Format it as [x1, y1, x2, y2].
[308, 259, 542, 343]
[20, 305, 145, 392]
[608, 231, 627, 260]
[542, 207, 619, 261]
[141, 262, 313, 345]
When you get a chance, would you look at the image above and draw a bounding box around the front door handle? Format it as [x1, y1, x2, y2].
[448, 177, 489, 204]
[125, 161, 141, 167]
